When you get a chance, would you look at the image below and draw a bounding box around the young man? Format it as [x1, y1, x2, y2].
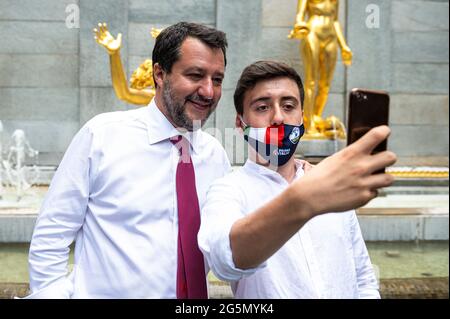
[198, 61, 396, 298]
[27, 22, 230, 299]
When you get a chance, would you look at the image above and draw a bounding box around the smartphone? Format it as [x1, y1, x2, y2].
[347, 88, 390, 173]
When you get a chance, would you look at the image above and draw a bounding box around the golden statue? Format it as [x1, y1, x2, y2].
[93, 23, 162, 105]
[289, 0, 352, 139]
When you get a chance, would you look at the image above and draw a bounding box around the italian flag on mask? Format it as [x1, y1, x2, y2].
[243, 123, 304, 166]
[244, 125, 286, 147]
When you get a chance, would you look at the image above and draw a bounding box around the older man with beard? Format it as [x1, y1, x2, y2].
[27, 22, 230, 299]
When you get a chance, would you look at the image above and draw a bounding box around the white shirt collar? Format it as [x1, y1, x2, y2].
[242, 158, 305, 184]
[145, 98, 202, 154]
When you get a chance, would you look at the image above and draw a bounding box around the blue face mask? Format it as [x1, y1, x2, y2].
[241, 119, 304, 167]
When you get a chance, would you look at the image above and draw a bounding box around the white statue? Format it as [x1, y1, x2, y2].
[3, 129, 39, 201]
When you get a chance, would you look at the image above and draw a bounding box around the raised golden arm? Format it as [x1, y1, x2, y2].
[93, 23, 154, 105]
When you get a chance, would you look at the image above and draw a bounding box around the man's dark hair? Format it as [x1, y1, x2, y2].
[233, 61, 305, 115]
[152, 22, 228, 78]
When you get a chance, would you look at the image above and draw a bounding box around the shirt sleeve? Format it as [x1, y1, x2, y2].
[198, 175, 266, 283]
[349, 211, 381, 299]
[27, 124, 96, 298]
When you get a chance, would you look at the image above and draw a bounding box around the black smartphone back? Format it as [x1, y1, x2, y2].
[347, 89, 390, 171]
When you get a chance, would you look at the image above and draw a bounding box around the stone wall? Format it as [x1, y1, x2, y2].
[0, 0, 448, 166]
[347, 0, 449, 166]
[0, 0, 81, 165]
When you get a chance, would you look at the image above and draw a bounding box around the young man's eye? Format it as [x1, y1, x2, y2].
[256, 105, 269, 112]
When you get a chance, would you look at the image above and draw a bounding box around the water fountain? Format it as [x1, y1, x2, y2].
[0, 129, 40, 203]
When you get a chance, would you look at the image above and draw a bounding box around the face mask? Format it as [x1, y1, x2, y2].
[241, 118, 304, 167]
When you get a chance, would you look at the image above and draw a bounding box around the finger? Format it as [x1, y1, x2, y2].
[350, 125, 391, 154]
[103, 23, 107, 32]
[117, 33, 122, 43]
[93, 29, 101, 41]
[363, 172, 395, 190]
[366, 150, 397, 174]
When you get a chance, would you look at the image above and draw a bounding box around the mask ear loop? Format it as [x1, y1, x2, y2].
[238, 115, 249, 133]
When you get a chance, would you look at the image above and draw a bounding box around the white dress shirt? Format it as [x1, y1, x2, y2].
[198, 159, 380, 299]
[27, 99, 231, 298]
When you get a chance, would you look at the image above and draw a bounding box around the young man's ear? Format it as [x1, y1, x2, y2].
[235, 114, 244, 133]
[153, 63, 165, 88]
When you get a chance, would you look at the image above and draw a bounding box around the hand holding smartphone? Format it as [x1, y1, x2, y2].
[347, 89, 390, 173]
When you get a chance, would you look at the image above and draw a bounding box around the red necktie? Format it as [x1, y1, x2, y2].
[170, 135, 208, 299]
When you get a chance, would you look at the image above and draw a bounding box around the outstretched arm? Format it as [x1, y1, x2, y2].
[229, 126, 396, 269]
[93, 23, 153, 105]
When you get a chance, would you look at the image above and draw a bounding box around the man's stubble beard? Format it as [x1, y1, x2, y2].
[162, 79, 216, 132]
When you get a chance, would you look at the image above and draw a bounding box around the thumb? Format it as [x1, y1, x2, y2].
[117, 33, 122, 44]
